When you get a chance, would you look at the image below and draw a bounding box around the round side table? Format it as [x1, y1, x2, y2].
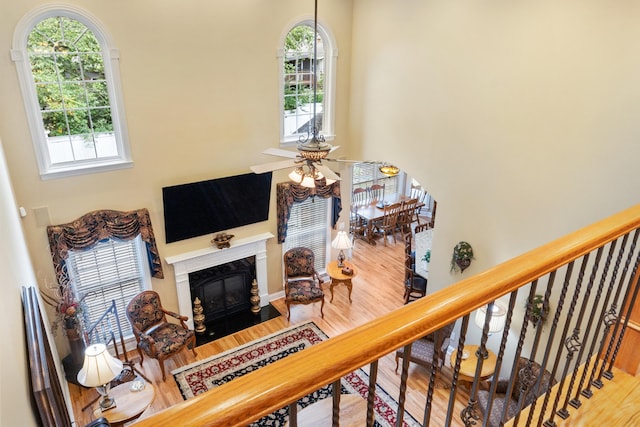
[326, 260, 357, 303]
[451, 344, 497, 388]
[92, 381, 155, 426]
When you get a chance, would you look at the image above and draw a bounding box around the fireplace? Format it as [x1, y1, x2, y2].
[166, 232, 274, 331]
[189, 256, 256, 323]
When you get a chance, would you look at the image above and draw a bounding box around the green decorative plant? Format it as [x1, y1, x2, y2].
[422, 249, 431, 263]
[529, 294, 549, 328]
[450, 241, 474, 273]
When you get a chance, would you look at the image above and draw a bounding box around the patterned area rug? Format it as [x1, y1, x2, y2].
[172, 321, 420, 426]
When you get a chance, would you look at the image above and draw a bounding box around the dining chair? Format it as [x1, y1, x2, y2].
[352, 187, 368, 206]
[404, 254, 427, 303]
[397, 198, 419, 238]
[372, 202, 401, 246]
[368, 183, 385, 203]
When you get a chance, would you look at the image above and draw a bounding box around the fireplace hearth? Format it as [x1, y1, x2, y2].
[166, 232, 278, 344]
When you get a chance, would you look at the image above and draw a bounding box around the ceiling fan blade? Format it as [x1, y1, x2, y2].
[329, 145, 340, 153]
[250, 158, 297, 174]
[262, 147, 299, 159]
[316, 164, 341, 182]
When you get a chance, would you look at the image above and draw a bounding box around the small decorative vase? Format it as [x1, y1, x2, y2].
[456, 258, 471, 273]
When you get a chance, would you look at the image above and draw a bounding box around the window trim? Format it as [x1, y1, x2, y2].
[11, 4, 132, 180]
[278, 17, 337, 147]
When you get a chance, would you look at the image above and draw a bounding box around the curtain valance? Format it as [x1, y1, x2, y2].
[47, 208, 164, 286]
[276, 181, 342, 243]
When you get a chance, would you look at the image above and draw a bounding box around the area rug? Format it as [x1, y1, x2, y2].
[172, 321, 420, 427]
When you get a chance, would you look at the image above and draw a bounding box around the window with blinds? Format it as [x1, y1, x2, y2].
[352, 162, 399, 196]
[66, 235, 151, 339]
[282, 196, 331, 272]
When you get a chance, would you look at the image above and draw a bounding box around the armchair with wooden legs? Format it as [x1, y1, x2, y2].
[395, 321, 455, 388]
[126, 290, 197, 381]
[283, 247, 325, 320]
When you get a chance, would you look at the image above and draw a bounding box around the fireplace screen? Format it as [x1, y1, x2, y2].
[189, 257, 256, 323]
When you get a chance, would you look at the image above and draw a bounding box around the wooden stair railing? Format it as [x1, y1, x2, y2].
[134, 204, 640, 427]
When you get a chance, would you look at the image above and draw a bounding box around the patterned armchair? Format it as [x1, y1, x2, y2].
[394, 322, 455, 388]
[283, 247, 325, 320]
[477, 357, 556, 427]
[126, 290, 197, 380]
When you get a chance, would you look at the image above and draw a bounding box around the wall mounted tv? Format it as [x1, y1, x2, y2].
[162, 172, 272, 243]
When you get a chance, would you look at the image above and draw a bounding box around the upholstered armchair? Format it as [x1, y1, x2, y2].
[126, 290, 197, 380]
[395, 322, 455, 387]
[283, 247, 325, 320]
[477, 357, 556, 427]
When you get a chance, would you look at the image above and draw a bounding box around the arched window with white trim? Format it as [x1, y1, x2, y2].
[279, 20, 336, 145]
[12, 6, 132, 179]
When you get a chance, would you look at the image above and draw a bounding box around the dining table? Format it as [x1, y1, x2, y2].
[353, 195, 424, 245]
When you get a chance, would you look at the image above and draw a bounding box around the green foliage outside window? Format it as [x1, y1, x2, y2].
[27, 17, 113, 139]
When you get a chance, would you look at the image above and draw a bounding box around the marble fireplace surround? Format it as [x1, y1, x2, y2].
[165, 232, 274, 330]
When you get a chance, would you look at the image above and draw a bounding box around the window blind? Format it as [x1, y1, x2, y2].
[352, 162, 399, 196]
[67, 236, 148, 339]
[283, 196, 330, 272]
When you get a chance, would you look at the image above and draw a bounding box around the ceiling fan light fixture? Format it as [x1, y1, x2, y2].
[379, 164, 400, 177]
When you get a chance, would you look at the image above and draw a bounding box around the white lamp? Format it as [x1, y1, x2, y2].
[77, 343, 123, 410]
[331, 230, 352, 268]
[474, 301, 507, 359]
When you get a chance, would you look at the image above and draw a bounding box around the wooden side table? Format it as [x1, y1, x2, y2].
[326, 260, 357, 303]
[451, 344, 497, 388]
[92, 382, 155, 426]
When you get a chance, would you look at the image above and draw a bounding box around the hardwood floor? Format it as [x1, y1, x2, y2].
[68, 232, 465, 426]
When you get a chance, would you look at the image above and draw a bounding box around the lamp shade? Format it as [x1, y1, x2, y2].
[77, 343, 123, 387]
[332, 231, 353, 250]
[474, 302, 507, 334]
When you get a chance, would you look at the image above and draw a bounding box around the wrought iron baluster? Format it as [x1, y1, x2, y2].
[563, 246, 605, 409]
[525, 273, 557, 427]
[450, 315, 470, 425]
[366, 360, 378, 427]
[397, 343, 412, 427]
[288, 401, 297, 427]
[423, 329, 440, 426]
[575, 240, 618, 400]
[587, 233, 629, 391]
[482, 291, 519, 427]
[595, 229, 638, 385]
[332, 380, 341, 427]
[554, 254, 590, 420]
[606, 257, 640, 376]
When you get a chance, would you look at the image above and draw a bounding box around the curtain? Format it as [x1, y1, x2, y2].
[46, 209, 164, 290]
[277, 181, 342, 243]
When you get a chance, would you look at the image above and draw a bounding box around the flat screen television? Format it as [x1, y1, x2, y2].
[162, 172, 272, 243]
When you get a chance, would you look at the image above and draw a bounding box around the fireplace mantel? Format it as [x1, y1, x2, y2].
[166, 232, 274, 329]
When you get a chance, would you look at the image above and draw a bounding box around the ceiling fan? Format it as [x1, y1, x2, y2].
[250, 0, 352, 187]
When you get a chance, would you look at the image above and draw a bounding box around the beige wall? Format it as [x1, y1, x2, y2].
[0, 138, 40, 426]
[349, 0, 640, 294]
[0, 0, 354, 346]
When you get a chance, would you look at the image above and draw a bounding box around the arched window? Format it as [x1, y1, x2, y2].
[279, 20, 336, 145]
[12, 6, 132, 179]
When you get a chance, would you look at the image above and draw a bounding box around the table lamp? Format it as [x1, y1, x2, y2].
[474, 301, 507, 358]
[77, 343, 123, 410]
[331, 230, 352, 268]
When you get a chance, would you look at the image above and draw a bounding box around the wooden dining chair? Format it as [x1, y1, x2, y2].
[404, 255, 427, 303]
[368, 183, 385, 202]
[372, 202, 401, 246]
[397, 198, 419, 238]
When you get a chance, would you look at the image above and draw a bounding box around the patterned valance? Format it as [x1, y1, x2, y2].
[47, 209, 164, 288]
[276, 181, 342, 243]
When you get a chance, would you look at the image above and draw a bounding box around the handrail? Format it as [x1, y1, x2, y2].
[135, 204, 640, 427]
